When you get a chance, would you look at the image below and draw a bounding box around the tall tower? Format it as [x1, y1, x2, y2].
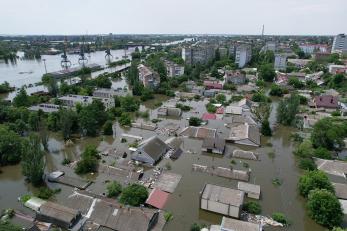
[261, 24, 265, 38]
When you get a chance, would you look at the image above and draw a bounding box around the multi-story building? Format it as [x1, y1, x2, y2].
[235, 45, 252, 68]
[219, 47, 228, 58]
[58, 94, 115, 110]
[137, 64, 160, 88]
[182, 45, 215, 65]
[299, 44, 329, 54]
[261, 41, 277, 52]
[164, 60, 185, 77]
[93, 88, 128, 98]
[224, 70, 246, 85]
[332, 34, 347, 54]
[274, 54, 287, 71]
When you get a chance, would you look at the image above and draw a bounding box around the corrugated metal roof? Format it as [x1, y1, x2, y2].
[146, 188, 170, 209]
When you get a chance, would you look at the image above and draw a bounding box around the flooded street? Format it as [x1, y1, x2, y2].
[0, 96, 329, 231]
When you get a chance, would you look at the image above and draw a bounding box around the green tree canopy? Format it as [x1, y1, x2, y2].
[119, 184, 148, 206]
[307, 189, 343, 228]
[298, 170, 334, 198]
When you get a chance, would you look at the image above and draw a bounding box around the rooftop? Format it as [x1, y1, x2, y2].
[221, 216, 262, 231]
[146, 188, 170, 209]
[201, 184, 245, 207]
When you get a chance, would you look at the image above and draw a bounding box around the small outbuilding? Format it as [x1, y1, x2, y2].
[237, 182, 261, 199]
[200, 184, 245, 218]
[202, 138, 226, 154]
[220, 216, 262, 231]
[146, 188, 170, 209]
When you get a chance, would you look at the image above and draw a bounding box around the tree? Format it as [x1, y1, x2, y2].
[299, 158, 316, 171]
[13, 87, 31, 107]
[39, 120, 49, 151]
[258, 64, 276, 82]
[120, 95, 140, 112]
[311, 118, 347, 150]
[189, 117, 202, 126]
[314, 147, 331, 160]
[277, 94, 300, 126]
[272, 212, 289, 225]
[261, 119, 272, 136]
[119, 184, 148, 206]
[298, 170, 334, 198]
[269, 84, 284, 97]
[119, 113, 132, 126]
[0, 222, 23, 231]
[216, 94, 226, 103]
[47, 112, 59, 132]
[252, 102, 272, 136]
[0, 125, 24, 165]
[103, 120, 113, 135]
[106, 181, 122, 198]
[59, 109, 78, 140]
[288, 77, 304, 89]
[28, 111, 40, 131]
[21, 134, 45, 186]
[75, 145, 99, 174]
[243, 201, 262, 214]
[294, 139, 314, 158]
[79, 100, 107, 136]
[307, 189, 343, 228]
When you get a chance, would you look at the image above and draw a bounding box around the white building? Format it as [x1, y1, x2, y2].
[332, 34, 347, 54]
[274, 54, 287, 71]
[299, 44, 328, 54]
[164, 60, 184, 77]
[58, 94, 114, 110]
[235, 45, 252, 68]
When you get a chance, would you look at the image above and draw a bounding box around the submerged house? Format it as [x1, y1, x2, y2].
[36, 201, 81, 230]
[228, 123, 260, 147]
[157, 106, 182, 117]
[131, 136, 169, 165]
[219, 216, 262, 231]
[200, 184, 245, 218]
[201, 138, 226, 154]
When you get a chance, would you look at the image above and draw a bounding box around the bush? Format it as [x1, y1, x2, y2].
[243, 201, 262, 214]
[103, 120, 113, 135]
[298, 170, 334, 198]
[269, 84, 284, 97]
[119, 184, 148, 206]
[164, 211, 173, 222]
[313, 147, 331, 159]
[331, 111, 341, 117]
[75, 145, 99, 174]
[189, 117, 202, 126]
[272, 212, 289, 225]
[36, 187, 61, 199]
[206, 103, 217, 113]
[298, 158, 316, 171]
[307, 189, 343, 228]
[106, 181, 122, 198]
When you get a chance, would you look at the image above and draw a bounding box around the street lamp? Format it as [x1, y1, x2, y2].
[42, 58, 47, 74]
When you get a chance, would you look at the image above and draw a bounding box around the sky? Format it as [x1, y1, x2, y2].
[0, 0, 346, 35]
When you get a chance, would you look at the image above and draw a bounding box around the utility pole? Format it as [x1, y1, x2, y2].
[42, 58, 47, 74]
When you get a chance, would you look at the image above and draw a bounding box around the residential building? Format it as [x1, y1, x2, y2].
[138, 64, 160, 88]
[328, 64, 347, 74]
[287, 59, 310, 68]
[165, 60, 184, 77]
[225, 70, 246, 85]
[299, 44, 329, 54]
[131, 136, 169, 165]
[200, 184, 245, 218]
[235, 45, 252, 68]
[219, 47, 228, 57]
[313, 95, 339, 109]
[58, 94, 115, 110]
[332, 34, 347, 54]
[157, 106, 182, 117]
[28, 103, 67, 113]
[274, 54, 287, 71]
[228, 123, 260, 147]
[261, 41, 277, 52]
[217, 216, 262, 231]
[93, 88, 128, 98]
[182, 45, 216, 65]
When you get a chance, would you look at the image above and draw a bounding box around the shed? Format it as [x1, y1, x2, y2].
[228, 123, 260, 147]
[220, 216, 262, 231]
[237, 182, 261, 199]
[36, 201, 81, 229]
[202, 138, 226, 154]
[200, 184, 245, 218]
[131, 136, 169, 165]
[24, 197, 46, 212]
[146, 188, 170, 209]
[232, 150, 259, 160]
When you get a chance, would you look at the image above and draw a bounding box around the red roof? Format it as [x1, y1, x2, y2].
[146, 188, 170, 209]
[203, 81, 223, 89]
[216, 107, 224, 114]
[202, 113, 217, 120]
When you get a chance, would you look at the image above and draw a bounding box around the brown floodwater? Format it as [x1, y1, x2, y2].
[0, 96, 341, 231]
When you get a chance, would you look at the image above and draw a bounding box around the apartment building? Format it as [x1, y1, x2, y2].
[332, 34, 347, 54]
[58, 94, 115, 110]
[138, 64, 160, 88]
[164, 60, 185, 77]
[224, 70, 246, 85]
[274, 54, 287, 71]
[182, 45, 215, 65]
[235, 45, 252, 68]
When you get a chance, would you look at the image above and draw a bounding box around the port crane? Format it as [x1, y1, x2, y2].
[61, 37, 71, 69]
[78, 36, 88, 66]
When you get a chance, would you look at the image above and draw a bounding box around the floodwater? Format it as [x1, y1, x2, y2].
[0, 95, 334, 231]
[0, 47, 137, 88]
